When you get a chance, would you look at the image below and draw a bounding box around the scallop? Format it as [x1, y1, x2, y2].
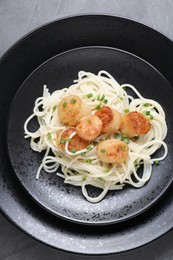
[76, 115, 103, 141]
[58, 95, 91, 126]
[120, 111, 151, 138]
[96, 139, 129, 164]
[95, 106, 122, 133]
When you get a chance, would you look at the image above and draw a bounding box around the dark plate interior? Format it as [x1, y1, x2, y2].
[7, 46, 173, 225]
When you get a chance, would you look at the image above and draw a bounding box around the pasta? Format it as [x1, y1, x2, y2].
[24, 71, 168, 203]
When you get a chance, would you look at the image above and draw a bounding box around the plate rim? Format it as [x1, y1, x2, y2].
[1, 14, 173, 255]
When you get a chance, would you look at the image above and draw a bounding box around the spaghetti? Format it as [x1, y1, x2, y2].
[24, 71, 168, 203]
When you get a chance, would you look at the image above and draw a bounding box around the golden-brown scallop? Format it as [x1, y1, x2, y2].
[76, 115, 103, 141]
[58, 95, 91, 126]
[120, 111, 151, 138]
[95, 106, 122, 133]
[56, 127, 90, 152]
[96, 139, 129, 163]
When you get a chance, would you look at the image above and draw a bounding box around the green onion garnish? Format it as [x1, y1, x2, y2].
[104, 168, 110, 173]
[115, 133, 122, 140]
[93, 140, 98, 145]
[103, 99, 108, 104]
[100, 149, 106, 153]
[82, 176, 87, 181]
[134, 159, 137, 166]
[67, 138, 71, 142]
[124, 108, 129, 113]
[154, 160, 159, 166]
[100, 94, 105, 101]
[123, 137, 130, 144]
[95, 105, 101, 110]
[70, 98, 77, 104]
[145, 111, 150, 116]
[86, 145, 92, 150]
[63, 101, 67, 108]
[86, 159, 92, 164]
[97, 95, 100, 101]
[144, 103, 150, 107]
[71, 148, 76, 154]
[122, 145, 126, 150]
[60, 138, 66, 144]
[52, 105, 57, 111]
[87, 119, 91, 123]
[150, 115, 154, 120]
[47, 133, 52, 140]
[87, 93, 93, 98]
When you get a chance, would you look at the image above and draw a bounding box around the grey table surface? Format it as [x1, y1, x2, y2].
[1, 0, 173, 259]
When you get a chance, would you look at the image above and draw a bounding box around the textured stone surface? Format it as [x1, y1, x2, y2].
[1, 0, 173, 259]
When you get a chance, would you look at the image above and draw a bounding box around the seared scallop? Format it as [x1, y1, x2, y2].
[76, 115, 103, 141]
[95, 106, 122, 133]
[56, 127, 89, 152]
[96, 139, 129, 164]
[119, 111, 151, 138]
[58, 95, 91, 126]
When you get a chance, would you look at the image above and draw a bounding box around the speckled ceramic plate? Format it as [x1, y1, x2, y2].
[7, 45, 173, 225]
[1, 15, 173, 254]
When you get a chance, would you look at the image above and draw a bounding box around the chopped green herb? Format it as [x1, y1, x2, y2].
[133, 160, 138, 170]
[124, 108, 129, 113]
[115, 133, 122, 140]
[150, 115, 154, 120]
[47, 133, 52, 140]
[122, 145, 126, 150]
[87, 93, 93, 98]
[122, 134, 128, 138]
[98, 177, 103, 181]
[103, 99, 108, 104]
[119, 97, 124, 100]
[82, 176, 87, 181]
[154, 160, 159, 166]
[87, 119, 91, 123]
[145, 111, 150, 116]
[100, 148, 106, 153]
[97, 95, 100, 101]
[60, 138, 66, 144]
[144, 103, 150, 107]
[100, 94, 105, 101]
[63, 101, 67, 108]
[95, 105, 101, 110]
[67, 138, 71, 142]
[104, 168, 111, 173]
[134, 159, 137, 166]
[80, 151, 86, 155]
[122, 86, 126, 90]
[123, 137, 130, 144]
[86, 159, 92, 164]
[71, 148, 76, 154]
[52, 105, 57, 111]
[86, 145, 92, 150]
[93, 140, 98, 145]
[70, 98, 77, 104]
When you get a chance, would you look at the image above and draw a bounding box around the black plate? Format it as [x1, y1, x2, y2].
[1, 15, 173, 254]
[7, 46, 173, 225]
